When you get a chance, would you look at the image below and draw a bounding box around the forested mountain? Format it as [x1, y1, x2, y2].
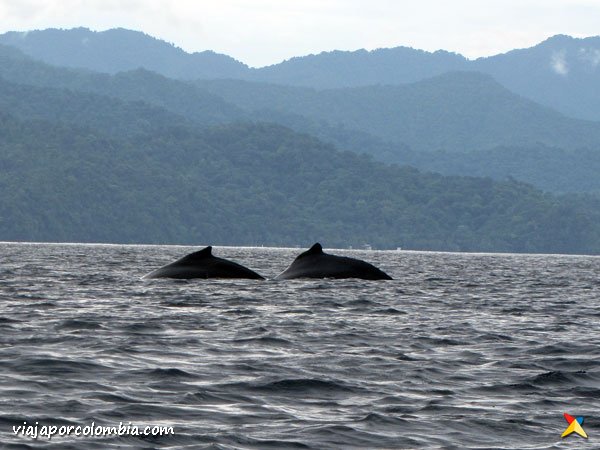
[401, 144, 600, 194]
[3, 42, 600, 194]
[196, 73, 600, 153]
[2, 42, 600, 194]
[474, 35, 600, 121]
[2, 112, 600, 254]
[2, 29, 600, 252]
[255, 35, 600, 121]
[3, 39, 598, 156]
[0, 27, 249, 79]
[255, 47, 468, 87]
[0, 45, 246, 125]
[196, 75, 600, 193]
[0, 77, 187, 136]
[2, 28, 599, 120]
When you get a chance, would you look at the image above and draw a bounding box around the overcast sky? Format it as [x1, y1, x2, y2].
[1, 0, 598, 67]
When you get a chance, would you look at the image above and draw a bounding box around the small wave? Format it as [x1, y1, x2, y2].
[301, 424, 418, 449]
[221, 434, 313, 449]
[420, 337, 467, 346]
[223, 308, 257, 315]
[297, 283, 333, 291]
[395, 353, 421, 361]
[89, 393, 146, 404]
[0, 316, 21, 324]
[373, 308, 406, 315]
[121, 321, 165, 332]
[381, 405, 416, 414]
[481, 369, 594, 394]
[7, 357, 111, 377]
[56, 319, 103, 330]
[570, 386, 600, 398]
[182, 390, 255, 405]
[255, 378, 362, 397]
[475, 332, 513, 342]
[21, 301, 56, 308]
[160, 300, 204, 307]
[530, 370, 588, 386]
[133, 367, 197, 379]
[347, 298, 376, 307]
[277, 309, 315, 315]
[357, 412, 409, 426]
[492, 382, 541, 393]
[233, 336, 293, 347]
[1, 414, 78, 428]
[221, 378, 362, 398]
[529, 343, 583, 356]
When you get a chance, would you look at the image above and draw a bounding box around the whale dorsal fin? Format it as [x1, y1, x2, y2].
[197, 246, 212, 257]
[298, 243, 323, 259]
[308, 243, 323, 254]
[181, 246, 213, 262]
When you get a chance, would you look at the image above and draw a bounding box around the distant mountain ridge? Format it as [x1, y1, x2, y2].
[0, 27, 249, 79]
[0, 45, 247, 125]
[2, 43, 600, 193]
[255, 47, 469, 87]
[1, 28, 599, 120]
[2, 42, 598, 157]
[197, 72, 600, 153]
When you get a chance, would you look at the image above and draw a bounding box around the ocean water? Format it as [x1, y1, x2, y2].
[1, 243, 599, 449]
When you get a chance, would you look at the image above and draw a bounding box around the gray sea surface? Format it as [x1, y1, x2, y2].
[0, 243, 599, 449]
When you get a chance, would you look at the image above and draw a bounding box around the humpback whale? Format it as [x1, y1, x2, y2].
[276, 243, 392, 280]
[143, 246, 264, 280]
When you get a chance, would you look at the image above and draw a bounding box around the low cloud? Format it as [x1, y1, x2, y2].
[551, 50, 568, 75]
[579, 47, 600, 67]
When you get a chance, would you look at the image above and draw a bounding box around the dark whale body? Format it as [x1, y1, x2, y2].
[143, 246, 264, 280]
[276, 243, 392, 280]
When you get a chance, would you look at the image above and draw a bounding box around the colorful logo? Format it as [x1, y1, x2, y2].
[561, 413, 587, 439]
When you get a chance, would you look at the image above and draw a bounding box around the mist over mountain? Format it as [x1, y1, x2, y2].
[1, 28, 598, 120]
[473, 35, 600, 121]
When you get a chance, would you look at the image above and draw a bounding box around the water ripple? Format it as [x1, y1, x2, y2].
[1, 243, 600, 449]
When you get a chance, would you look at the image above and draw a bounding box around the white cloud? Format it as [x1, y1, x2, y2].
[551, 50, 569, 75]
[579, 47, 600, 67]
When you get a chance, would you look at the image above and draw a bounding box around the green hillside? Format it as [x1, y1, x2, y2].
[0, 77, 186, 136]
[3, 28, 599, 121]
[4, 43, 597, 158]
[2, 43, 600, 195]
[0, 45, 246, 125]
[473, 35, 600, 121]
[0, 28, 249, 79]
[2, 113, 600, 253]
[2, 42, 600, 195]
[196, 73, 600, 153]
[402, 144, 600, 194]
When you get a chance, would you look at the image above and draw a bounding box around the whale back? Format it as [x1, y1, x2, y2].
[276, 243, 392, 280]
[177, 246, 213, 264]
[143, 246, 264, 280]
[295, 242, 323, 259]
